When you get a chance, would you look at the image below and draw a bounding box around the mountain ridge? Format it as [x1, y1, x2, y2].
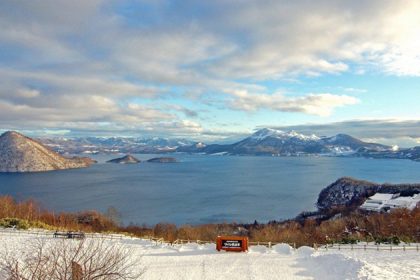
[32, 128, 420, 161]
[177, 128, 393, 157]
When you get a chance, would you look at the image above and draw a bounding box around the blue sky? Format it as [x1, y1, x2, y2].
[0, 0, 419, 146]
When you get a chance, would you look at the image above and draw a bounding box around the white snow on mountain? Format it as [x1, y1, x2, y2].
[251, 128, 320, 141]
[324, 146, 356, 155]
[195, 142, 207, 148]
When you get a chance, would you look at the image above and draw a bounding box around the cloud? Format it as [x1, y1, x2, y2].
[0, 69, 161, 98]
[164, 104, 199, 118]
[0, 96, 173, 128]
[0, 1, 419, 137]
[341, 87, 367, 94]
[3, 1, 419, 82]
[198, 0, 420, 79]
[227, 90, 359, 116]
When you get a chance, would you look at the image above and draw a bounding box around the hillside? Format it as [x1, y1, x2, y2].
[317, 177, 420, 211]
[39, 136, 194, 154]
[0, 131, 95, 172]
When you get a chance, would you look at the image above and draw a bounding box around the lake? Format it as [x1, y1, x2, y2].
[0, 155, 419, 225]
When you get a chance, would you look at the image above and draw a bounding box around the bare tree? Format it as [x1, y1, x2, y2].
[105, 206, 122, 227]
[1, 238, 143, 280]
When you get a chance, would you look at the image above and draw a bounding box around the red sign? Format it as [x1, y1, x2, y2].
[216, 236, 248, 252]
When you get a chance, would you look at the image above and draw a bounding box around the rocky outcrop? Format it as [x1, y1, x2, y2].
[147, 157, 177, 163]
[107, 155, 140, 164]
[317, 177, 420, 211]
[0, 131, 95, 172]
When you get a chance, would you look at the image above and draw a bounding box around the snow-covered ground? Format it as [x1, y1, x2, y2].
[0, 231, 419, 280]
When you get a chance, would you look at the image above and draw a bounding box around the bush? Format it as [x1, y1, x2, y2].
[0, 195, 418, 246]
[153, 223, 177, 242]
[339, 237, 359, 244]
[0, 218, 30, 229]
[0, 238, 143, 279]
[374, 236, 401, 245]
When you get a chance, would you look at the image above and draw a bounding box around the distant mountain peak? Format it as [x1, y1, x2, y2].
[1, 130, 25, 139]
[176, 128, 397, 157]
[251, 128, 320, 141]
[333, 133, 355, 139]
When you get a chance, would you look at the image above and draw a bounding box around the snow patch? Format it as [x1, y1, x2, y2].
[251, 128, 320, 142]
[249, 245, 268, 253]
[272, 243, 293, 255]
[297, 253, 364, 280]
[296, 246, 315, 258]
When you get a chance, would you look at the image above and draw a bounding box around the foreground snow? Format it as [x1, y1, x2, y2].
[0, 231, 419, 280]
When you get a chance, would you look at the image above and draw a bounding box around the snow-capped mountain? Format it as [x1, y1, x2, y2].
[250, 128, 320, 142]
[36, 128, 420, 161]
[177, 128, 393, 156]
[39, 136, 194, 154]
[320, 134, 388, 152]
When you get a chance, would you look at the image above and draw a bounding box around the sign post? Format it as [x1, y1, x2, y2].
[216, 236, 248, 252]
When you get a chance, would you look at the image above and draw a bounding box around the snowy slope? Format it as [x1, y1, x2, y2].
[0, 231, 419, 280]
[249, 128, 320, 142]
[188, 128, 392, 156]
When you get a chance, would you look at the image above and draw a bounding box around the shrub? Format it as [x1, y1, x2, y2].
[340, 237, 359, 244]
[153, 223, 177, 242]
[0, 218, 30, 229]
[374, 236, 401, 245]
[0, 195, 418, 246]
[0, 238, 143, 279]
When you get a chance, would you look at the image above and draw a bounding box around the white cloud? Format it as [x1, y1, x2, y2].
[227, 90, 359, 116]
[16, 88, 41, 98]
[0, 69, 160, 98]
[341, 87, 367, 94]
[0, 1, 419, 137]
[204, 0, 420, 78]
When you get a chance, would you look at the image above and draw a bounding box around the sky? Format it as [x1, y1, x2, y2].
[0, 0, 420, 146]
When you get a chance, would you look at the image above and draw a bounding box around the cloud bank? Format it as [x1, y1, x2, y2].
[0, 0, 419, 138]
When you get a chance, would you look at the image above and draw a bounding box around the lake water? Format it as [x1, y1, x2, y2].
[0, 155, 419, 225]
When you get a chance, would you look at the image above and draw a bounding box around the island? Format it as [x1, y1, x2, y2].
[147, 157, 177, 163]
[107, 155, 141, 164]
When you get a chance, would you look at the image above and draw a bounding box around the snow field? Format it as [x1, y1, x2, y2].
[0, 232, 419, 280]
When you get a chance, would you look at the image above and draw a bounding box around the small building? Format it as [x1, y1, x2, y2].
[359, 193, 400, 212]
[383, 194, 420, 211]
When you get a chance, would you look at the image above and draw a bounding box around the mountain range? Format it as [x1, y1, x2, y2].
[178, 128, 394, 155]
[1, 129, 419, 173]
[39, 136, 194, 155]
[37, 128, 419, 161]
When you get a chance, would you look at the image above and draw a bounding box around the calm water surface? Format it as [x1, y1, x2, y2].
[0, 155, 419, 225]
